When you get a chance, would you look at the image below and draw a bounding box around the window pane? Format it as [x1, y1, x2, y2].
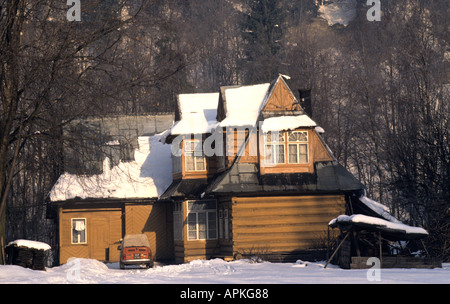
[288, 131, 308, 142]
[288, 132, 298, 142]
[277, 144, 285, 163]
[185, 155, 195, 171]
[299, 144, 307, 154]
[288, 144, 298, 163]
[265, 145, 274, 164]
[198, 213, 207, 240]
[193, 141, 203, 156]
[208, 212, 217, 239]
[266, 131, 284, 143]
[195, 156, 205, 170]
[184, 141, 194, 152]
[299, 144, 308, 163]
[188, 213, 197, 240]
[299, 132, 308, 142]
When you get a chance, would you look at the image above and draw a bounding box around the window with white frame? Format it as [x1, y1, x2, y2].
[187, 200, 217, 240]
[264, 131, 285, 165]
[287, 131, 309, 164]
[71, 218, 87, 244]
[184, 139, 206, 171]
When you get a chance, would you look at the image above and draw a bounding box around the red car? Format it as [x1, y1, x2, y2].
[119, 234, 153, 269]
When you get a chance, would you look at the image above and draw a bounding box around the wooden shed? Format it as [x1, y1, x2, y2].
[325, 196, 439, 269]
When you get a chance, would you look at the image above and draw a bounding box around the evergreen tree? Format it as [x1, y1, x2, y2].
[241, 0, 285, 83]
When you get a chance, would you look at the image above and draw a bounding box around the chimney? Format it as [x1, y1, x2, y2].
[298, 89, 312, 117]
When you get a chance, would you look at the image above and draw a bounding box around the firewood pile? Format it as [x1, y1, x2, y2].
[6, 240, 51, 271]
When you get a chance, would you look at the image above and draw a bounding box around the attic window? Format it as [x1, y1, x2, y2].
[264, 130, 309, 166]
[288, 131, 309, 164]
[264, 131, 286, 165]
[184, 139, 206, 172]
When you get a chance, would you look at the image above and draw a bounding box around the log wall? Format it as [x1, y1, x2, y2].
[231, 195, 345, 256]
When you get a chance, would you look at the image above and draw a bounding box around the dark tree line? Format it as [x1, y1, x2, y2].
[1, 0, 448, 263]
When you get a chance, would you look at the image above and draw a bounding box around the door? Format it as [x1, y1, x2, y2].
[88, 211, 122, 262]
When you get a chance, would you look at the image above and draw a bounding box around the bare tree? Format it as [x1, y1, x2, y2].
[0, 0, 191, 263]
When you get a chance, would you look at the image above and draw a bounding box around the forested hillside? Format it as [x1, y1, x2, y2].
[0, 0, 448, 263]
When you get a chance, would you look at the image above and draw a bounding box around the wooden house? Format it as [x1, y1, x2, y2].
[51, 76, 429, 266]
[162, 76, 367, 263]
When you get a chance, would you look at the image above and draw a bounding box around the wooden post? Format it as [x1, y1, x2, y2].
[0, 236, 4, 265]
[421, 239, 430, 257]
[378, 231, 382, 267]
[324, 230, 350, 269]
[326, 226, 330, 262]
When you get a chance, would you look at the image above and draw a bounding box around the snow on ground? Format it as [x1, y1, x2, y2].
[1, 258, 449, 284]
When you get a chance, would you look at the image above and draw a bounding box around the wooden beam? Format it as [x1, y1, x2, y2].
[324, 230, 350, 269]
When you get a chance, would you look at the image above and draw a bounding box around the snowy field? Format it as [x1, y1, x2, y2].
[0, 258, 449, 285]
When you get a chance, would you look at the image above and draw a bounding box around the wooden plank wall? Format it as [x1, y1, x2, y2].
[263, 79, 300, 112]
[59, 206, 122, 264]
[231, 195, 345, 255]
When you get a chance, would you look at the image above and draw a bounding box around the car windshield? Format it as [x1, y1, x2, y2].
[123, 234, 150, 247]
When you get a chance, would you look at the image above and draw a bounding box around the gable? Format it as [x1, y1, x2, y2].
[262, 77, 301, 112]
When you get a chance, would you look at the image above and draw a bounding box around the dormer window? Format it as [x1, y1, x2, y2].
[264, 131, 286, 165]
[264, 130, 309, 166]
[185, 139, 206, 171]
[288, 131, 308, 164]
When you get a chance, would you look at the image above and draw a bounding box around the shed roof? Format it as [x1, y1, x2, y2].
[329, 214, 429, 240]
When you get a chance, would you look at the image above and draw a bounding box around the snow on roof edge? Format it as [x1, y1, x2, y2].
[7, 239, 51, 251]
[260, 115, 317, 133]
[328, 214, 428, 236]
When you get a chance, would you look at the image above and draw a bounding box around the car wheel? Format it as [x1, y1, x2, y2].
[120, 262, 125, 269]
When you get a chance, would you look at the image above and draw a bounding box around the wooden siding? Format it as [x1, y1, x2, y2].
[125, 203, 174, 260]
[231, 195, 345, 255]
[263, 78, 300, 112]
[59, 206, 122, 264]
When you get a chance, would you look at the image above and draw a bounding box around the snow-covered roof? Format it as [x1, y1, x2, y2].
[329, 214, 428, 238]
[219, 83, 271, 127]
[260, 115, 317, 133]
[7, 239, 51, 251]
[358, 195, 402, 223]
[170, 93, 219, 135]
[50, 134, 173, 201]
[329, 195, 428, 239]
